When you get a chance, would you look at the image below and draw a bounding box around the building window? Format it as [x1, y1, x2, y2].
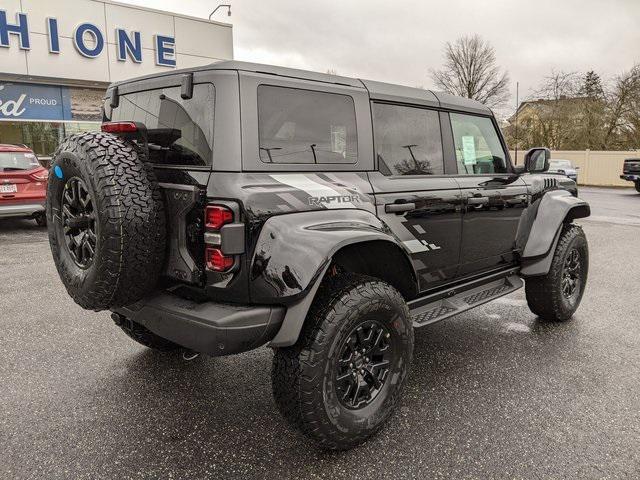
[373, 103, 444, 176]
[258, 85, 358, 164]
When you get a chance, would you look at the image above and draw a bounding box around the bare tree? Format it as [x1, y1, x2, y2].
[603, 65, 640, 149]
[527, 71, 581, 150]
[431, 34, 510, 109]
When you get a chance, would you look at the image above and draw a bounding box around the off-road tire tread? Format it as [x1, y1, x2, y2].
[48, 132, 166, 311]
[272, 272, 413, 450]
[525, 223, 588, 322]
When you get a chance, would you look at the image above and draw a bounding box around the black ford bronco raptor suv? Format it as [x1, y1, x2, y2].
[47, 61, 590, 450]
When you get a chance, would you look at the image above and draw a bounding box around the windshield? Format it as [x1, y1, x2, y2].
[550, 160, 572, 169]
[0, 152, 40, 172]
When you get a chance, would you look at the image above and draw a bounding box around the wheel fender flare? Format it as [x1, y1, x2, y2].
[520, 190, 590, 276]
[248, 209, 416, 347]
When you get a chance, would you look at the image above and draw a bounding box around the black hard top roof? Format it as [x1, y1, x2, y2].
[111, 60, 491, 115]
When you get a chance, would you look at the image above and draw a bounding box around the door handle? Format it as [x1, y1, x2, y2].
[467, 196, 489, 205]
[385, 202, 416, 213]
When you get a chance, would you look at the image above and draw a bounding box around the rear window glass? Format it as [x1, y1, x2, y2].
[0, 152, 39, 172]
[257, 85, 357, 164]
[104, 84, 214, 166]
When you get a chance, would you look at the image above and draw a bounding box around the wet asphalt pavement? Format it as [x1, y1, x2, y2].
[1, 187, 639, 479]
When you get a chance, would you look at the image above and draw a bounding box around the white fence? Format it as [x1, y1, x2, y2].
[510, 150, 639, 187]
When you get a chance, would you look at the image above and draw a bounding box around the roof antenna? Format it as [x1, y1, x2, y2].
[209, 4, 231, 19]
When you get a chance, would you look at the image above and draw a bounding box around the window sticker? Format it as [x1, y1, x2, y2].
[331, 125, 347, 157]
[462, 136, 477, 165]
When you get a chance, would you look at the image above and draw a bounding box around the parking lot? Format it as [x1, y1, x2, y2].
[1, 186, 639, 479]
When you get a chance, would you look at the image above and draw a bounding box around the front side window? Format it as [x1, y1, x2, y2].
[450, 113, 507, 174]
[105, 84, 214, 166]
[258, 85, 357, 164]
[373, 103, 444, 176]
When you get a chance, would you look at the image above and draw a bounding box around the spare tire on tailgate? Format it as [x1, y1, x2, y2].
[46, 132, 166, 311]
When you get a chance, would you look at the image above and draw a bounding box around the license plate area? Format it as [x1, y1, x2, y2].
[0, 184, 17, 193]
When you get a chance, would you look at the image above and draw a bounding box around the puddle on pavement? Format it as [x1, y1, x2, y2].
[492, 297, 528, 307]
[501, 322, 531, 333]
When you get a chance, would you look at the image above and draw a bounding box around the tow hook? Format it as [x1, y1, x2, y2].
[182, 349, 200, 361]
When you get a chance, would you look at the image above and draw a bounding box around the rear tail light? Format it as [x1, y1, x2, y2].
[31, 171, 49, 181]
[101, 121, 138, 133]
[205, 247, 234, 272]
[205, 205, 233, 230]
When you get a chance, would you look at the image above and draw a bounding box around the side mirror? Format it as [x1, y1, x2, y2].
[524, 147, 551, 173]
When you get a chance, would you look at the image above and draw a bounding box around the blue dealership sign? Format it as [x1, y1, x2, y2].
[0, 82, 72, 121]
[0, 11, 177, 67]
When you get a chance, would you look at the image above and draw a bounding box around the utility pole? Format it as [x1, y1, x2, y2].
[514, 81, 519, 164]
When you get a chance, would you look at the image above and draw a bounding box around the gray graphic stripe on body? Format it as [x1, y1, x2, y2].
[270, 174, 355, 209]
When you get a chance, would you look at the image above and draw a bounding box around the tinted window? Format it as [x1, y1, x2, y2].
[105, 84, 214, 166]
[373, 103, 444, 176]
[450, 113, 507, 174]
[258, 85, 357, 164]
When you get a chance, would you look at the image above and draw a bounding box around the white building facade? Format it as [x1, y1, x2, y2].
[0, 0, 233, 157]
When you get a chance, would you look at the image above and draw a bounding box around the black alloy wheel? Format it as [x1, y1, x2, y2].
[335, 320, 393, 410]
[561, 247, 582, 304]
[61, 177, 97, 269]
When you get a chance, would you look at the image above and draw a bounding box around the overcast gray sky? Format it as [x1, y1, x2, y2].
[123, 0, 640, 115]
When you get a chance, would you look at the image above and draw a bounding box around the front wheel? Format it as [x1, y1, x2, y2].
[525, 224, 589, 322]
[272, 273, 413, 450]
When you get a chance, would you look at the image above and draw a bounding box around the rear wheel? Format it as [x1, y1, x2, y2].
[525, 224, 588, 322]
[272, 273, 413, 450]
[635, 181, 640, 193]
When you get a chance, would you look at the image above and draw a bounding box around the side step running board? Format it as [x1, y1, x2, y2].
[409, 274, 523, 328]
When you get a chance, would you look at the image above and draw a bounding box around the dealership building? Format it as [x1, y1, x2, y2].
[0, 0, 233, 158]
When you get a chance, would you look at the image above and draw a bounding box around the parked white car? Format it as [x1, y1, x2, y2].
[549, 159, 579, 182]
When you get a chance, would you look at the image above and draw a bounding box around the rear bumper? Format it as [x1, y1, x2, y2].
[621, 174, 640, 182]
[0, 201, 45, 219]
[113, 292, 286, 356]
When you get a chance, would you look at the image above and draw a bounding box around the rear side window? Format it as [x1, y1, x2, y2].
[104, 84, 214, 166]
[450, 113, 507, 174]
[257, 85, 357, 164]
[372, 103, 444, 176]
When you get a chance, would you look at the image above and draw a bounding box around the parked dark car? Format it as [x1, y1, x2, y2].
[46, 61, 590, 450]
[621, 158, 640, 192]
[0, 144, 48, 226]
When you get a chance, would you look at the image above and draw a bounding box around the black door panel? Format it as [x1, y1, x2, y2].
[455, 175, 529, 275]
[369, 173, 463, 290]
